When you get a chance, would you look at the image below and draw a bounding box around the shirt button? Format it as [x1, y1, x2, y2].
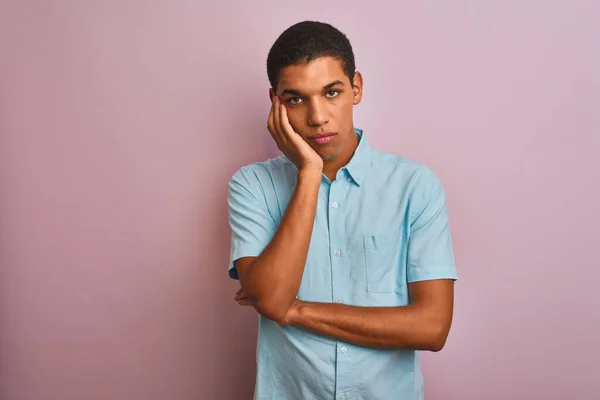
[347, 177, 352, 182]
[340, 396, 345, 400]
[337, 299, 343, 304]
[334, 250, 341, 257]
[331, 201, 339, 208]
[340, 346, 348, 353]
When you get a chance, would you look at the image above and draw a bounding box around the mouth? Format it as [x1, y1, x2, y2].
[308, 133, 337, 145]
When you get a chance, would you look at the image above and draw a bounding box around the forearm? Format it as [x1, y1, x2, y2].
[289, 301, 449, 351]
[242, 170, 321, 319]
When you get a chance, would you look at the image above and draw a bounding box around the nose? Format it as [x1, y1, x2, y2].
[307, 98, 329, 127]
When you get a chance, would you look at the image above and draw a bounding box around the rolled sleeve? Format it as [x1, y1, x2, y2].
[227, 167, 277, 280]
[407, 168, 458, 284]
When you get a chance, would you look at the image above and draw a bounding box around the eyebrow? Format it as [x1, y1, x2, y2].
[280, 80, 345, 97]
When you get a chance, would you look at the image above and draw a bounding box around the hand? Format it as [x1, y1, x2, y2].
[234, 287, 301, 326]
[268, 97, 323, 173]
[234, 288, 254, 307]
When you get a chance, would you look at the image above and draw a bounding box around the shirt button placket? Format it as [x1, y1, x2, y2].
[329, 179, 350, 400]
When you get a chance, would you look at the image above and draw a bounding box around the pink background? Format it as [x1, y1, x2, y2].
[1, 1, 599, 399]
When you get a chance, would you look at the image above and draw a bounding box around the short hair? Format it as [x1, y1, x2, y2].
[266, 21, 356, 90]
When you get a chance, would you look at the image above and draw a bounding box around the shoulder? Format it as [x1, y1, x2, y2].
[370, 148, 443, 191]
[229, 155, 294, 194]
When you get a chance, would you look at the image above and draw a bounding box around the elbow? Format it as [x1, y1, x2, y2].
[239, 279, 293, 323]
[253, 298, 291, 323]
[238, 263, 292, 323]
[428, 338, 447, 352]
[425, 324, 450, 352]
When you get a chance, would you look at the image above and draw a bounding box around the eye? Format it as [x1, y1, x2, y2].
[288, 97, 303, 105]
[326, 90, 340, 98]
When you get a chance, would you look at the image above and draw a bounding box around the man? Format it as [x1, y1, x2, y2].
[227, 20, 457, 400]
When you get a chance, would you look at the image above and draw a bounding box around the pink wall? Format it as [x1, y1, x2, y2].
[1, 1, 598, 399]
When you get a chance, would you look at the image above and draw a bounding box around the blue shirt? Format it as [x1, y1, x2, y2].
[227, 128, 458, 400]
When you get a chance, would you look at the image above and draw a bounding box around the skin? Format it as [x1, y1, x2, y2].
[233, 56, 455, 351]
[268, 56, 363, 181]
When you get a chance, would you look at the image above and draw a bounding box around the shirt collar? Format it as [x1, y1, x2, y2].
[344, 127, 372, 186]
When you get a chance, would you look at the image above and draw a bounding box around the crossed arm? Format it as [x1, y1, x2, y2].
[235, 270, 454, 351]
[230, 168, 455, 352]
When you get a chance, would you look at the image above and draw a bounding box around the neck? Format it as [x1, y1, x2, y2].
[322, 129, 359, 181]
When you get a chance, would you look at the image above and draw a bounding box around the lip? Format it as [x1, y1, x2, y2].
[309, 133, 337, 144]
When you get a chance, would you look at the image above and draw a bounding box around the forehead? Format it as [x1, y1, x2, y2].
[277, 57, 348, 92]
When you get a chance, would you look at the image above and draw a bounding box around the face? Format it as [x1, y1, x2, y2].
[270, 57, 363, 162]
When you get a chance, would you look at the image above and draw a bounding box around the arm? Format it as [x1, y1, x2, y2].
[236, 166, 458, 350]
[283, 279, 454, 351]
[236, 169, 320, 322]
[233, 97, 323, 322]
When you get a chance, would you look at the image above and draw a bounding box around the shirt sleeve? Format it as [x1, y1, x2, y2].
[227, 167, 277, 280]
[406, 167, 458, 283]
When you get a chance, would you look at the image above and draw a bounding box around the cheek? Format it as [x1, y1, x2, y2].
[333, 97, 352, 115]
[334, 101, 353, 123]
[286, 109, 306, 131]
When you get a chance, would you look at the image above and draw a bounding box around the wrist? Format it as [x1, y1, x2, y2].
[286, 299, 306, 325]
[298, 168, 322, 184]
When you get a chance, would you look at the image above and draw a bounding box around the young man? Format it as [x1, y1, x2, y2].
[227, 21, 457, 400]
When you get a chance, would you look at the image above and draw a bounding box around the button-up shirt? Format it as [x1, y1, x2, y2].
[227, 128, 458, 400]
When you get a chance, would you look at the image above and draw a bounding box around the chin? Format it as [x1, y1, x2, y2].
[320, 149, 342, 161]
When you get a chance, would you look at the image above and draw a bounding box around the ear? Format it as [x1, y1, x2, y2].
[269, 88, 275, 102]
[352, 71, 363, 105]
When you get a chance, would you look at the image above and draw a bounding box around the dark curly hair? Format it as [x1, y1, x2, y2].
[266, 21, 356, 90]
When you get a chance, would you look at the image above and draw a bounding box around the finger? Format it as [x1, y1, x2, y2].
[279, 104, 298, 142]
[267, 97, 277, 138]
[272, 97, 286, 145]
[234, 292, 247, 301]
[268, 97, 285, 146]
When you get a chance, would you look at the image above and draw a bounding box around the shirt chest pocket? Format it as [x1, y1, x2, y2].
[363, 232, 408, 293]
